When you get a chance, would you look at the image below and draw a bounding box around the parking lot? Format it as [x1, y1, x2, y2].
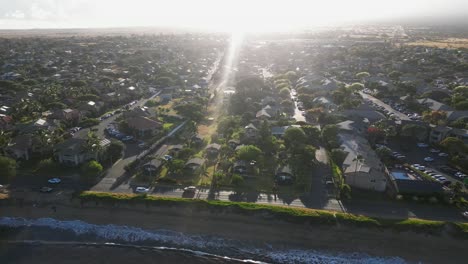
[387, 139, 467, 189]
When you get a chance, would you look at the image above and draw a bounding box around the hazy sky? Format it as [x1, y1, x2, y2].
[0, 0, 467, 31]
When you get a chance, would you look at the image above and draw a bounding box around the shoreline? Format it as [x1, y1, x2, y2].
[1, 202, 466, 264]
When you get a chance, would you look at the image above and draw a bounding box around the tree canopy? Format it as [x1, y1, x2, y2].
[0, 156, 16, 183]
[237, 145, 262, 161]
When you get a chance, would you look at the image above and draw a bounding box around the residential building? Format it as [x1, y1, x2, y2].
[339, 132, 388, 192]
[54, 138, 110, 166]
[126, 116, 162, 137]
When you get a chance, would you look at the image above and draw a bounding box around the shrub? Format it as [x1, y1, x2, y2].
[36, 158, 59, 174]
[77, 191, 468, 238]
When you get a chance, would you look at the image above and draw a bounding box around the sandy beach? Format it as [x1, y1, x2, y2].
[0, 201, 466, 264]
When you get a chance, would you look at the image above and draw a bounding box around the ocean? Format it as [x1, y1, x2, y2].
[0, 217, 408, 264]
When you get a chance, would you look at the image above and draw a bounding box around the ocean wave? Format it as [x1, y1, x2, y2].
[0, 217, 407, 264]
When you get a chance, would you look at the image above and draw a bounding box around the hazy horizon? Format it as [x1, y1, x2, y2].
[0, 0, 467, 32]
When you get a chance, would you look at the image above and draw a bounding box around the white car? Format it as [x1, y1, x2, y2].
[135, 187, 150, 193]
[438, 152, 449, 157]
[183, 186, 197, 193]
[424, 157, 434, 162]
[462, 211, 468, 220]
[47, 178, 61, 184]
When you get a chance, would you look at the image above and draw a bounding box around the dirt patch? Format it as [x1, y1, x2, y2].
[406, 38, 468, 49]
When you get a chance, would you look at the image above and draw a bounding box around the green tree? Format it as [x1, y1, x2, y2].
[388, 71, 402, 80]
[331, 148, 348, 167]
[174, 103, 204, 123]
[106, 140, 125, 162]
[167, 159, 185, 175]
[155, 76, 174, 87]
[279, 87, 291, 98]
[284, 127, 307, 150]
[81, 160, 103, 183]
[0, 156, 16, 183]
[231, 174, 245, 193]
[400, 124, 428, 141]
[440, 137, 467, 156]
[321, 125, 339, 149]
[237, 145, 262, 161]
[36, 158, 59, 174]
[302, 125, 321, 145]
[356, 72, 370, 79]
[347, 82, 364, 92]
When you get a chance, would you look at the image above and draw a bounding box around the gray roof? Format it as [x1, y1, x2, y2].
[54, 138, 86, 155]
[417, 98, 453, 111]
[185, 158, 205, 166]
[271, 126, 289, 135]
[277, 165, 293, 176]
[245, 123, 257, 130]
[205, 143, 221, 150]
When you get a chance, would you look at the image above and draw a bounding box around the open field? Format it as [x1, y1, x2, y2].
[406, 38, 468, 49]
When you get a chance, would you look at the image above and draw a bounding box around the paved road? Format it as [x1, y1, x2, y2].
[359, 91, 410, 121]
[291, 89, 306, 122]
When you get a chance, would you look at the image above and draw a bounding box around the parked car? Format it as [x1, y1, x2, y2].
[438, 152, 449, 157]
[135, 187, 150, 193]
[424, 157, 434, 162]
[40, 187, 53, 193]
[122, 136, 134, 141]
[462, 211, 468, 220]
[47, 178, 61, 184]
[417, 143, 429, 148]
[430, 149, 440, 153]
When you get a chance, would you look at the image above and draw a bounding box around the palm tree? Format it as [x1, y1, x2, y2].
[352, 154, 364, 186]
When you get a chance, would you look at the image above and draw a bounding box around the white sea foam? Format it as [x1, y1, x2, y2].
[0, 217, 408, 264]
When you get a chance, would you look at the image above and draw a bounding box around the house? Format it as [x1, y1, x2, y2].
[7, 134, 32, 160]
[54, 138, 110, 166]
[191, 134, 204, 145]
[205, 143, 221, 156]
[0, 114, 13, 130]
[261, 96, 276, 106]
[343, 105, 386, 123]
[158, 92, 173, 103]
[276, 165, 294, 185]
[392, 179, 443, 197]
[52, 108, 81, 123]
[312, 96, 337, 111]
[339, 132, 388, 192]
[169, 144, 184, 155]
[446, 111, 468, 122]
[228, 139, 240, 149]
[244, 123, 258, 139]
[184, 158, 205, 173]
[429, 125, 468, 144]
[142, 159, 163, 175]
[429, 125, 453, 144]
[271, 126, 290, 137]
[336, 119, 369, 134]
[256, 108, 271, 120]
[233, 160, 248, 174]
[417, 98, 453, 112]
[126, 116, 162, 137]
[451, 128, 468, 144]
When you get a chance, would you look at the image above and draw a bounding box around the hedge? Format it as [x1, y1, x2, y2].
[78, 191, 468, 238]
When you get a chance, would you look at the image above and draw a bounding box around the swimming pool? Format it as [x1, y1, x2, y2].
[391, 171, 411, 180]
